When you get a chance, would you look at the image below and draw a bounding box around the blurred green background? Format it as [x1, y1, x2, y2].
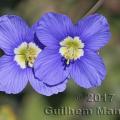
[0, 0, 120, 120]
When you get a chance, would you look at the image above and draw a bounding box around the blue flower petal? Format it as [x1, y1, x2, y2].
[36, 12, 73, 48]
[31, 18, 46, 49]
[28, 68, 67, 96]
[0, 55, 28, 94]
[34, 48, 70, 86]
[70, 50, 106, 88]
[0, 15, 33, 55]
[77, 14, 111, 51]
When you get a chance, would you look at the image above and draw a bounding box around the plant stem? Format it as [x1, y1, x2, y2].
[84, 0, 105, 17]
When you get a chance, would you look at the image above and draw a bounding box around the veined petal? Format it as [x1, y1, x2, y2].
[77, 14, 111, 51]
[70, 50, 106, 88]
[83, 50, 106, 80]
[0, 55, 28, 94]
[28, 68, 67, 96]
[34, 48, 70, 86]
[36, 12, 73, 48]
[31, 19, 45, 49]
[31, 18, 40, 33]
[0, 15, 33, 55]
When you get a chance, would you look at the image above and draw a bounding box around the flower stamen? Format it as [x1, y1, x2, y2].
[14, 42, 41, 69]
[59, 36, 84, 65]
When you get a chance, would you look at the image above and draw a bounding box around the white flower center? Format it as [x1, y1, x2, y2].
[59, 36, 84, 65]
[14, 42, 41, 69]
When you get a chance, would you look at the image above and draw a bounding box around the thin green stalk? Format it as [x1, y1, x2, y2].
[84, 0, 105, 17]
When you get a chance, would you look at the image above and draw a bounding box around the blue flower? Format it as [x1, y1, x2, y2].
[34, 12, 111, 90]
[0, 15, 67, 96]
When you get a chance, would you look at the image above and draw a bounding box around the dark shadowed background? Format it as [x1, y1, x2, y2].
[0, 0, 120, 120]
